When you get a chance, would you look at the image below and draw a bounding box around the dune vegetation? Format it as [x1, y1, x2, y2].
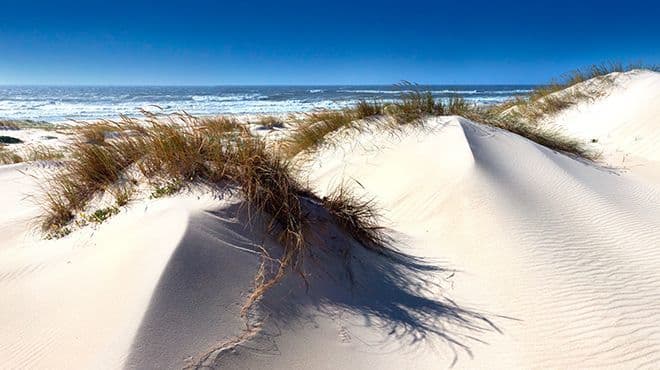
[39, 65, 631, 235]
[282, 90, 591, 159]
[0, 119, 57, 130]
[0, 146, 24, 164]
[37, 64, 659, 238]
[493, 62, 660, 122]
[252, 115, 286, 129]
[39, 111, 395, 311]
[282, 64, 658, 161]
[0, 144, 64, 165]
[21, 64, 657, 364]
[282, 88, 475, 157]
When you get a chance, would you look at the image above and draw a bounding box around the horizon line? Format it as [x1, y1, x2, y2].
[0, 82, 542, 87]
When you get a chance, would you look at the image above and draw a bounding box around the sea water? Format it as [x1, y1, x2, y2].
[0, 85, 534, 123]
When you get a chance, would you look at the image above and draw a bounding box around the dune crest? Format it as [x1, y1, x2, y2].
[548, 70, 660, 183]
[296, 115, 660, 368]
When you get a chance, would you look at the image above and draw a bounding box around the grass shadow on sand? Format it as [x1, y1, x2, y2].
[124, 197, 510, 369]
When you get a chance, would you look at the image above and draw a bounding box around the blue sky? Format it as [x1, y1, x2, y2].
[0, 0, 658, 85]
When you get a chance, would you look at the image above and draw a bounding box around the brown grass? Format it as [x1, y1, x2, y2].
[281, 77, 600, 160]
[502, 62, 659, 122]
[76, 122, 115, 145]
[461, 107, 597, 159]
[0, 144, 64, 165]
[253, 115, 285, 129]
[447, 63, 660, 159]
[0, 146, 23, 164]
[322, 185, 392, 255]
[40, 112, 394, 312]
[25, 145, 65, 161]
[387, 82, 443, 124]
[0, 119, 56, 130]
[39, 125, 147, 233]
[282, 100, 382, 157]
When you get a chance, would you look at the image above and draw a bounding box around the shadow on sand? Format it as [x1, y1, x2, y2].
[125, 199, 506, 369]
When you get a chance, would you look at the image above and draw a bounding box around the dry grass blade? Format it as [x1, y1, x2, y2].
[282, 100, 382, 157]
[253, 115, 285, 129]
[323, 184, 393, 254]
[0, 146, 24, 164]
[387, 81, 444, 124]
[25, 145, 65, 161]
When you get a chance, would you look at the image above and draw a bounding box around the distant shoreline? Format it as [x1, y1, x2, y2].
[0, 84, 534, 123]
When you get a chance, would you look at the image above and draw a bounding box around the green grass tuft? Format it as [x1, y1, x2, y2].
[150, 180, 183, 199]
[87, 206, 120, 223]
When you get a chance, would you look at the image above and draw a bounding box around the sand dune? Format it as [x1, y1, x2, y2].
[1, 72, 660, 369]
[547, 70, 660, 183]
[300, 116, 660, 368]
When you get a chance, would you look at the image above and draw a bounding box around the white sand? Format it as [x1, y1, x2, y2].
[547, 70, 660, 184]
[1, 71, 660, 369]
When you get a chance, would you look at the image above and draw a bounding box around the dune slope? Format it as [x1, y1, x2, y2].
[547, 70, 660, 183]
[284, 116, 660, 368]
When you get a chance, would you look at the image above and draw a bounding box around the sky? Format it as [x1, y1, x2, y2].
[0, 0, 658, 85]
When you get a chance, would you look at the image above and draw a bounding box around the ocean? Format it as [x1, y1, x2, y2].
[0, 85, 535, 123]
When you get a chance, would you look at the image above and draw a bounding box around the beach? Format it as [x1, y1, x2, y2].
[1, 69, 660, 369]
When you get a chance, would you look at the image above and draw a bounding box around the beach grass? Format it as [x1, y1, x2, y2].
[0, 144, 64, 164]
[461, 107, 596, 159]
[501, 62, 660, 122]
[386, 82, 443, 124]
[253, 115, 285, 129]
[281, 100, 382, 157]
[25, 145, 65, 161]
[0, 119, 57, 130]
[37, 63, 658, 232]
[76, 122, 115, 145]
[322, 184, 391, 255]
[0, 146, 24, 164]
[39, 111, 395, 309]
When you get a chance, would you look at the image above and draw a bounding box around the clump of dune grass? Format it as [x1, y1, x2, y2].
[460, 106, 597, 159]
[282, 100, 383, 157]
[445, 97, 472, 115]
[40, 110, 396, 320]
[25, 145, 65, 162]
[0, 120, 20, 130]
[0, 143, 64, 165]
[355, 99, 383, 117]
[454, 62, 660, 160]
[282, 90, 480, 159]
[387, 82, 443, 124]
[501, 62, 659, 122]
[253, 115, 285, 130]
[111, 183, 135, 206]
[322, 184, 392, 255]
[0, 119, 56, 130]
[0, 146, 24, 164]
[75, 122, 116, 145]
[40, 137, 143, 233]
